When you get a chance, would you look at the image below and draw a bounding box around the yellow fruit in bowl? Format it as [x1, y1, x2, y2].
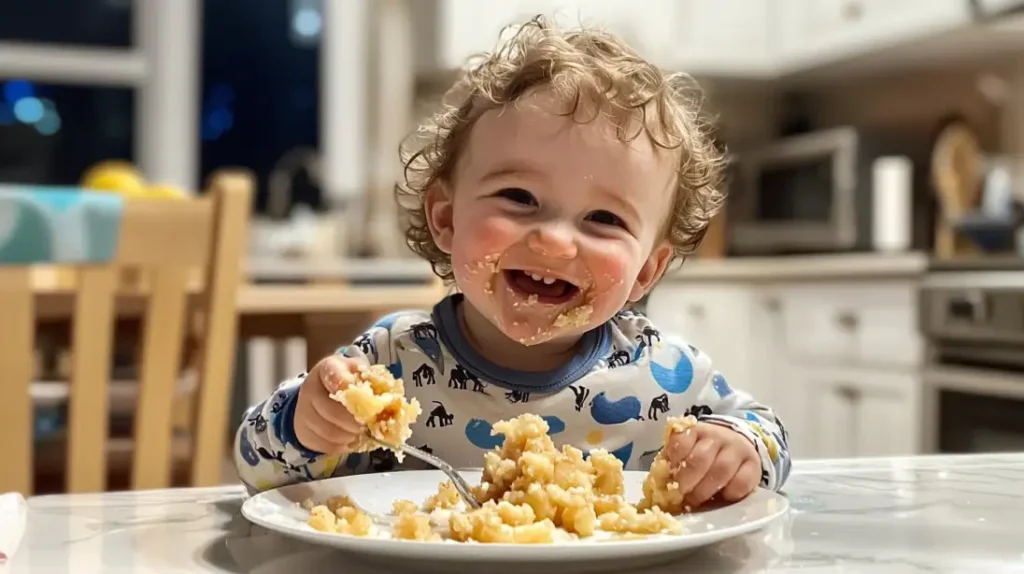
[81, 160, 147, 198]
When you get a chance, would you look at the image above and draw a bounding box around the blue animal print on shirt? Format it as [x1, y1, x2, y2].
[590, 392, 643, 425]
[409, 321, 445, 373]
[650, 344, 694, 394]
[712, 372, 733, 398]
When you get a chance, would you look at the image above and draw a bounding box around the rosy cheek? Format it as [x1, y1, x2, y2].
[589, 249, 631, 291]
[451, 212, 519, 273]
[466, 215, 519, 257]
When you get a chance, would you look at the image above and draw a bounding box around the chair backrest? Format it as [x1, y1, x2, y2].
[0, 171, 252, 495]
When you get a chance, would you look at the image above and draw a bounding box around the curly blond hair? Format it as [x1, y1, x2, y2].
[396, 15, 726, 283]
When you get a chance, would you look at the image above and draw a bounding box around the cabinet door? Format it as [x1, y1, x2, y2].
[673, 0, 773, 77]
[773, 282, 922, 369]
[430, 1, 542, 72]
[788, 366, 921, 459]
[775, 0, 967, 69]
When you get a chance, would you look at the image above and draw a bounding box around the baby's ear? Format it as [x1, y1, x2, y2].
[424, 183, 454, 254]
[628, 241, 673, 302]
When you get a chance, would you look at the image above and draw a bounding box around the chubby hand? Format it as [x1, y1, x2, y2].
[665, 421, 761, 508]
[294, 356, 366, 455]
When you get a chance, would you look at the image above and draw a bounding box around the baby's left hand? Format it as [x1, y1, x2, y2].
[665, 421, 761, 508]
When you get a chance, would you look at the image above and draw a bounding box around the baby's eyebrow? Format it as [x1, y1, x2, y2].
[478, 159, 548, 183]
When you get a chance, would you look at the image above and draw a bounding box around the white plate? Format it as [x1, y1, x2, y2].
[241, 469, 789, 572]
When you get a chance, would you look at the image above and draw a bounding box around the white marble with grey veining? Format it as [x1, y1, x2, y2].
[6, 454, 1024, 573]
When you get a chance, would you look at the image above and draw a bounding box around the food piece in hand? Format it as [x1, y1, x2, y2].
[330, 364, 422, 458]
[636, 415, 697, 514]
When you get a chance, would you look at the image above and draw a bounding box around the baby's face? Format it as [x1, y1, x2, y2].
[434, 91, 676, 346]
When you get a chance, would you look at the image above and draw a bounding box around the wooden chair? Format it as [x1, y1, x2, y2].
[0, 171, 252, 495]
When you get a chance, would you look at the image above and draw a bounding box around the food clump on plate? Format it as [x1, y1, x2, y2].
[306, 495, 373, 536]
[330, 363, 422, 458]
[304, 412, 695, 543]
[637, 415, 697, 515]
[446, 413, 684, 543]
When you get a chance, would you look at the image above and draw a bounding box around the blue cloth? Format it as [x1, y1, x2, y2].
[0, 186, 124, 265]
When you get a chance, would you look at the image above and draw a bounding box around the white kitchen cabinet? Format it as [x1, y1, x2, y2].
[413, 1, 538, 75]
[767, 279, 923, 460]
[785, 365, 921, 460]
[773, 282, 923, 369]
[415, 0, 683, 74]
[657, 259, 926, 461]
[773, 0, 969, 70]
[671, 0, 773, 77]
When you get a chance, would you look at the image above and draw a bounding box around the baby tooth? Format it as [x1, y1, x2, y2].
[542, 277, 556, 284]
[529, 273, 543, 281]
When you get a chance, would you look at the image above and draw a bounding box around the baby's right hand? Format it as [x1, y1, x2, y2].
[294, 356, 366, 455]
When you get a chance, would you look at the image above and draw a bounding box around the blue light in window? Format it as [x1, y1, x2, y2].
[2, 80, 35, 104]
[208, 83, 235, 106]
[35, 109, 61, 136]
[13, 97, 44, 124]
[208, 108, 234, 132]
[293, 7, 322, 38]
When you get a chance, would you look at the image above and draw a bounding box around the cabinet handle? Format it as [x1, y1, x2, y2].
[837, 384, 861, 401]
[764, 297, 781, 312]
[836, 312, 859, 330]
[842, 0, 864, 21]
[688, 304, 705, 318]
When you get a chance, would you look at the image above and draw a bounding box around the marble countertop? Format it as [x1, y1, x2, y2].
[7, 453, 1024, 574]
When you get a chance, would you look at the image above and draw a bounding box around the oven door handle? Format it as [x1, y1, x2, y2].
[923, 365, 1024, 401]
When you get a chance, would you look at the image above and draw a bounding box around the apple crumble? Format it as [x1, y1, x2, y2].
[306, 410, 696, 543]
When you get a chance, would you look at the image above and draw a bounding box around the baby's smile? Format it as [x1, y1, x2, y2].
[502, 269, 580, 305]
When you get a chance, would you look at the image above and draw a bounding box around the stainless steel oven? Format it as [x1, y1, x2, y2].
[920, 262, 1024, 454]
[727, 126, 931, 255]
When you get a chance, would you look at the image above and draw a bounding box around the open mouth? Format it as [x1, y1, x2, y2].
[503, 270, 580, 304]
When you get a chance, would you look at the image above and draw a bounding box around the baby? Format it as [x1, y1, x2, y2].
[236, 16, 791, 510]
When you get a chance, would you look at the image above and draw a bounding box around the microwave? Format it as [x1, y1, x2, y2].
[726, 126, 932, 255]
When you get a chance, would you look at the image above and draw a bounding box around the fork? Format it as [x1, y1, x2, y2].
[370, 438, 482, 510]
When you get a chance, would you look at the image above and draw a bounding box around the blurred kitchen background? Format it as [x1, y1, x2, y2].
[4, 0, 1024, 492]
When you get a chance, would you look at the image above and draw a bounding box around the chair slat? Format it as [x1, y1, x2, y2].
[0, 268, 35, 494]
[131, 266, 190, 490]
[191, 173, 252, 486]
[66, 267, 118, 493]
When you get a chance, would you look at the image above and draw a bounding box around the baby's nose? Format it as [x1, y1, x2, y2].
[526, 225, 577, 259]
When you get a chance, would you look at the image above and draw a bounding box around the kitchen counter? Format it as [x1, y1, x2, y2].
[666, 252, 929, 282]
[7, 453, 1024, 573]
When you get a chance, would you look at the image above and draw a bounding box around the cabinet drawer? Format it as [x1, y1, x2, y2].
[775, 282, 922, 368]
[776, 0, 966, 66]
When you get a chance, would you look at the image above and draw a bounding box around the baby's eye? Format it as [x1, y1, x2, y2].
[496, 188, 538, 206]
[586, 209, 627, 229]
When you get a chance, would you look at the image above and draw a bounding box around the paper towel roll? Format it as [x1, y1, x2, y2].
[872, 156, 913, 253]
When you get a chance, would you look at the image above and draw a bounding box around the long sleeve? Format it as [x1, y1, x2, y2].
[690, 367, 792, 492]
[234, 319, 395, 494]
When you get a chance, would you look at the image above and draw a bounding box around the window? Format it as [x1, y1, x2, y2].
[0, 0, 133, 47]
[201, 0, 321, 213]
[0, 80, 133, 185]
